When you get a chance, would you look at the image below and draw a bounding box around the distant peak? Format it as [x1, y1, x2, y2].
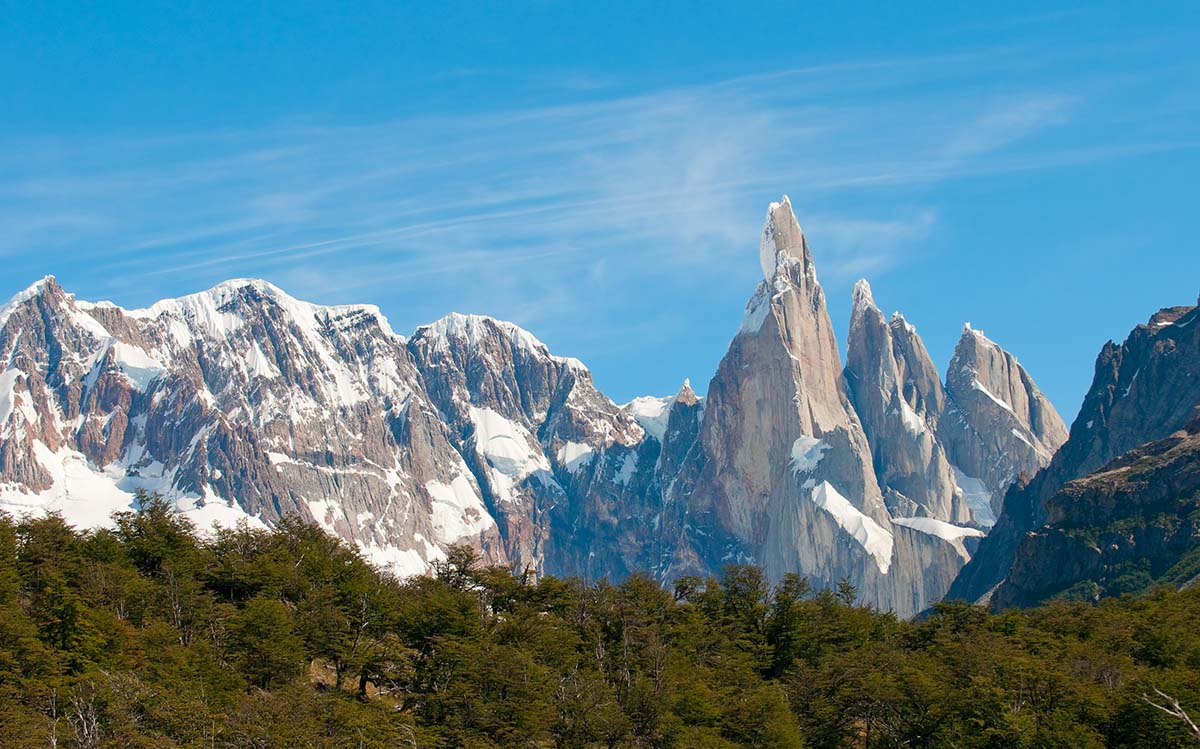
[953, 322, 1010, 368]
[676, 378, 700, 406]
[0, 276, 62, 328]
[889, 310, 917, 336]
[416, 312, 586, 371]
[140, 278, 301, 314]
[205, 278, 289, 299]
[8, 275, 59, 302]
[960, 322, 989, 343]
[124, 278, 401, 340]
[759, 195, 810, 281]
[419, 312, 540, 345]
[851, 279, 877, 314]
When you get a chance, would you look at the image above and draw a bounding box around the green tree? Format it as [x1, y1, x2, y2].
[229, 594, 305, 689]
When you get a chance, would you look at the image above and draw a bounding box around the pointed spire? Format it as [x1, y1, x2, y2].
[676, 378, 699, 406]
[758, 195, 810, 281]
[852, 278, 874, 306]
[851, 278, 879, 320]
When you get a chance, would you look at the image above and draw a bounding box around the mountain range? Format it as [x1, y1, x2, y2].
[1, 196, 1193, 617]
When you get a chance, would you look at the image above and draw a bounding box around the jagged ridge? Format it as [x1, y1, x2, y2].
[0, 198, 1068, 616]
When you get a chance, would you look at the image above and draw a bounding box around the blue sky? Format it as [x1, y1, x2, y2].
[1, 2, 1197, 421]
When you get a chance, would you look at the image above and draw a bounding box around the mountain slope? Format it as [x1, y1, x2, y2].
[949, 299, 1200, 604]
[844, 279, 972, 525]
[994, 407, 1200, 607]
[0, 278, 505, 573]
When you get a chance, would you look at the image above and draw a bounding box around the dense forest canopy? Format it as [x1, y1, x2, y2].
[0, 492, 1198, 748]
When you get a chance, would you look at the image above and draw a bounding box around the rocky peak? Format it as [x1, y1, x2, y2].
[888, 313, 948, 422]
[664, 202, 998, 618]
[940, 322, 1067, 517]
[844, 280, 972, 525]
[408, 312, 585, 430]
[947, 324, 1065, 447]
[675, 378, 699, 407]
[851, 277, 875, 315]
[758, 195, 813, 282]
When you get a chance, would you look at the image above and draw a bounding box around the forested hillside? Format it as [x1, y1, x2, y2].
[1, 494, 1198, 748]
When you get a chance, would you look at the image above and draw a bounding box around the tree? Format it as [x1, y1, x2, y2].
[229, 595, 305, 689]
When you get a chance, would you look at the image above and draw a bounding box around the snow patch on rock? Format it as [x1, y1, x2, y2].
[809, 480, 893, 574]
[623, 396, 673, 442]
[425, 473, 494, 543]
[556, 441, 595, 475]
[952, 467, 996, 527]
[891, 516, 985, 561]
[789, 435, 830, 474]
[971, 379, 1014, 414]
[469, 406, 547, 478]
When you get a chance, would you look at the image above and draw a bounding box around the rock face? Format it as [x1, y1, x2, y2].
[658, 199, 990, 617]
[949, 300, 1200, 605]
[406, 313, 684, 581]
[844, 280, 971, 525]
[0, 278, 507, 574]
[994, 407, 1200, 607]
[0, 197, 1065, 616]
[939, 324, 1068, 519]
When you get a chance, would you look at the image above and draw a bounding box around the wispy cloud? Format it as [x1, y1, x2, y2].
[0, 31, 1193, 399]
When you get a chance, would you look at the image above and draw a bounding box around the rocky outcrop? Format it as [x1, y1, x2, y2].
[994, 407, 1200, 607]
[939, 324, 1068, 519]
[844, 280, 972, 525]
[949, 300, 1200, 605]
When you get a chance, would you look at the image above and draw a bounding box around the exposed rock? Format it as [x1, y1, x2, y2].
[844, 280, 972, 525]
[939, 324, 1068, 518]
[950, 301, 1200, 605]
[0, 198, 1066, 617]
[661, 198, 981, 617]
[994, 407, 1200, 607]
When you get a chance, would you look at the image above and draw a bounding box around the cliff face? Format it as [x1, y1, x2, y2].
[994, 408, 1200, 607]
[949, 300, 1200, 605]
[939, 324, 1068, 519]
[659, 199, 989, 617]
[844, 280, 971, 525]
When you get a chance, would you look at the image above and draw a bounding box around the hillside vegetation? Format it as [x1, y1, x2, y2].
[0, 492, 1198, 748]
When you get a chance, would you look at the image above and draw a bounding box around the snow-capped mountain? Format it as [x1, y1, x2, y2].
[0, 197, 1064, 616]
[844, 279, 1068, 531]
